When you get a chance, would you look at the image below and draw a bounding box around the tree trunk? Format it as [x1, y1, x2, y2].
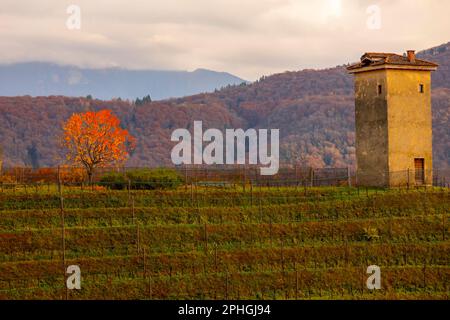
[87, 167, 94, 188]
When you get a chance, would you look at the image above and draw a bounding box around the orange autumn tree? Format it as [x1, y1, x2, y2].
[62, 110, 135, 184]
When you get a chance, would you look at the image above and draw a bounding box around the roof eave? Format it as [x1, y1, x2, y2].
[347, 64, 438, 74]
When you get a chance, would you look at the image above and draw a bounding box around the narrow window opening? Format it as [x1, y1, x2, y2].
[419, 84, 424, 93]
[378, 85, 382, 95]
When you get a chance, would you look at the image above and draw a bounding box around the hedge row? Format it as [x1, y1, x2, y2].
[1, 242, 448, 279]
[1, 188, 446, 210]
[1, 194, 448, 231]
[1, 266, 448, 300]
[0, 216, 446, 257]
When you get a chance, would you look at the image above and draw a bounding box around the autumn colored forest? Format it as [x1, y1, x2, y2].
[0, 42, 449, 169]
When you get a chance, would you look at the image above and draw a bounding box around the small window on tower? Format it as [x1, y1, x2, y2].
[419, 84, 424, 93]
[378, 85, 382, 95]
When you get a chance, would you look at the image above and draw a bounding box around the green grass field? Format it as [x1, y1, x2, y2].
[0, 186, 449, 300]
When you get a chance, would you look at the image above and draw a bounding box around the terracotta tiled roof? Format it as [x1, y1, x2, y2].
[347, 52, 438, 71]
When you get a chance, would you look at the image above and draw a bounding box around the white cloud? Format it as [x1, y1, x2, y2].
[0, 0, 449, 80]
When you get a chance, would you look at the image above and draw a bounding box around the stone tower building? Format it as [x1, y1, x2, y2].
[347, 51, 438, 187]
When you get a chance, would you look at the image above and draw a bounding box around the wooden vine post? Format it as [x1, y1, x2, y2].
[57, 166, 68, 300]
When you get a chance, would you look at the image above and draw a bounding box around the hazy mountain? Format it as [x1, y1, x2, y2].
[0, 62, 248, 100]
[0, 42, 449, 169]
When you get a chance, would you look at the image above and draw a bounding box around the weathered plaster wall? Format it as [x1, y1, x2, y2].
[354, 69, 389, 186]
[386, 69, 433, 185]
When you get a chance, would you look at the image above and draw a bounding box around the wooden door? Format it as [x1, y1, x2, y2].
[414, 158, 425, 185]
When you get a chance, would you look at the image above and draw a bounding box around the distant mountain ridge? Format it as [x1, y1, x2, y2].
[0, 62, 248, 100]
[0, 42, 449, 169]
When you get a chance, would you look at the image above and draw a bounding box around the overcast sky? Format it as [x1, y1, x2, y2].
[1, 0, 449, 80]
